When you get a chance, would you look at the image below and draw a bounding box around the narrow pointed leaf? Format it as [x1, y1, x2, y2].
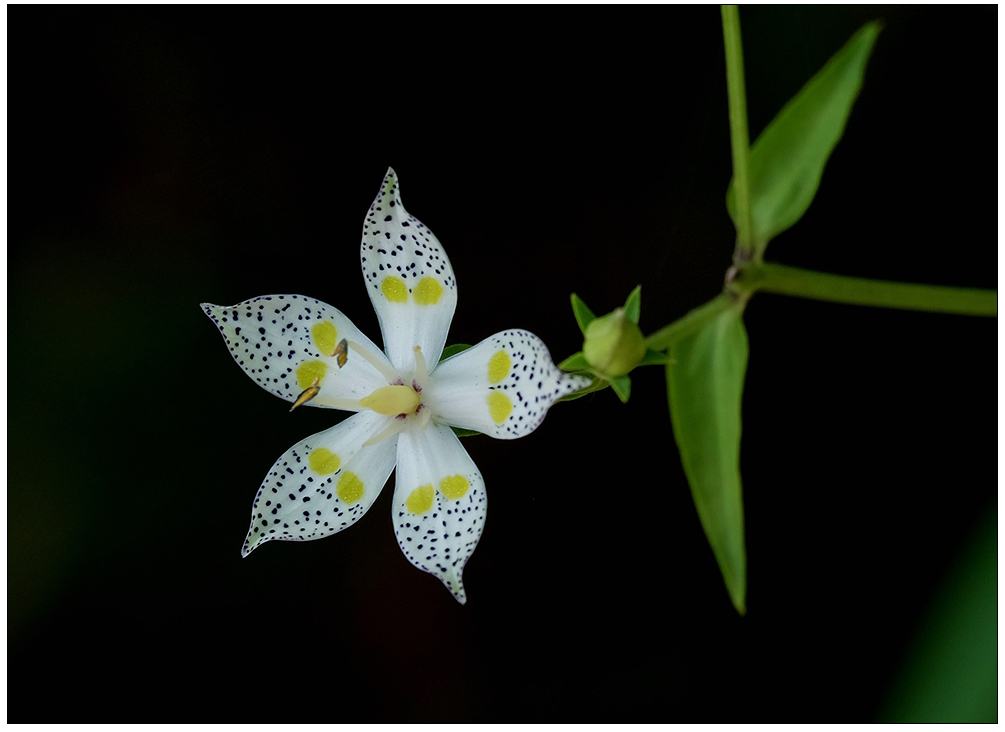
[666, 308, 749, 613]
[727, 21, 881, 254]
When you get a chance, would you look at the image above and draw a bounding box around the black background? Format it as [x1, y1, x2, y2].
[10, 5, 996, 722]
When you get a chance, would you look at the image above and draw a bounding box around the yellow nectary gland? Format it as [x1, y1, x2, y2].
[359, 385, 420, 416]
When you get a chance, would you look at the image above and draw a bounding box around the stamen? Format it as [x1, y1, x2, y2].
[348, 340, 399, 383]
[331, 338, 349, 368]
[290, 378, 321, 412]
[313, 396, 364, 411]
[416, 403, 432, 431]
[413, 345, 429, 385]
[362, 419, 407, 447]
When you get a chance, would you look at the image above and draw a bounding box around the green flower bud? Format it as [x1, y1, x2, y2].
[582, 307, 646, 377]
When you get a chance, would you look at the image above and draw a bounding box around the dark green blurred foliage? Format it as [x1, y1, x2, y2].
[10, 6, 994, 722]
[881, 503, 997, 722]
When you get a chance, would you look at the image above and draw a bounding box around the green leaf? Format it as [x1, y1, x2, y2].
[439, 343, 473, 362]
[666, 307, 749, 614]
[879, 504, 997, 722]
[570, 293, 596, 334]
[727, 20, 881, 254]
[450, 426, 481, 438]
[623, 285, 642, 324]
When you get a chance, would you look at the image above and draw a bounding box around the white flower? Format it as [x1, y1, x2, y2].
[202, 168, 589, 603]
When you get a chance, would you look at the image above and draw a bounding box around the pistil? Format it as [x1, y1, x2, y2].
[358, 345, 434, 446]
[358, 385, 420, 416]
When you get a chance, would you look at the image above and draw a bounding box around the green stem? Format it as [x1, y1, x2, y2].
[645, 264, 994, 358]
[747, 263, 997, 316]
[645, 292, 737, 350]
[721, 4, 754, 256]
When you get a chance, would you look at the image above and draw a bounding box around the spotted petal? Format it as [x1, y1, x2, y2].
[243, 410, 398, 556]
[360, 168, 458, 375]
[202, 295, 392, 407]
[392, 423, 486, 603]
[425, 329, 591, 439]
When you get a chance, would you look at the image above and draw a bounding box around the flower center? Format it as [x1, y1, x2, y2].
[358, 385, 420, 416]
[358, 345, 434, 446]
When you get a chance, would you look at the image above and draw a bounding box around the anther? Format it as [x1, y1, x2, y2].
[413, 345, 429, 385]
[331, 338, 349, 368]
[362, 419, 408, 447]
[290, 378, 321, 412]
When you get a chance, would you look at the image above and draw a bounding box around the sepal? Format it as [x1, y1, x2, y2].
[557, 352, 590, 371]
[638, 349, 671, 367]
[623, 285, 642, 324]
[608, 375, 632, 403]
[570, 293, 597, 334]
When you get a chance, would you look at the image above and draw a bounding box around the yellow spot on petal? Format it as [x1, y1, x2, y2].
[311, 320, 338, 356]
[487, 349, 510, 384]
[381, 275, 408, 303]
[406, 484, 435, 514]
[336, 472, 364, 504]
[296, 361, 328, 390]
[413, 276, 443, 305]
[487, 391, 512, 424]
[308, 448, 341, 475]
[439, 475, 470, 500]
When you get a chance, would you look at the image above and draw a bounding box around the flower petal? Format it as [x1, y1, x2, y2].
[391, 423, 486, 604]
[425, 329, 591, 439]
[243, 410, 398, 556]
[202, 295, 393, 407]
[360, 168, 457, 375]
